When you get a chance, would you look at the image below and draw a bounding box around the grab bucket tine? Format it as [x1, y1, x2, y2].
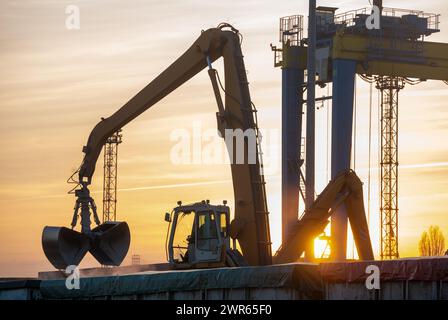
[42, 226, 90, 270]
[89, 221, 131, 266]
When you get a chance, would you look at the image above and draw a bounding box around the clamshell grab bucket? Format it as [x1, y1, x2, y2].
[42, 222, 130, 270]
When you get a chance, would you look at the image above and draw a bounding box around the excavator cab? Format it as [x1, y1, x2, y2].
[165, 201, 231, 268]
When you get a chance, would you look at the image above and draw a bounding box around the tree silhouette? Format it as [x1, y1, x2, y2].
[418, 225, 445, 256]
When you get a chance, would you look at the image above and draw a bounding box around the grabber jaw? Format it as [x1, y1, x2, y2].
[89, 221, 131, 266]
[42, 226, 90, 270]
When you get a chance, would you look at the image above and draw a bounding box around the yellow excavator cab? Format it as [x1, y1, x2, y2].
[165, 201, 244, 269]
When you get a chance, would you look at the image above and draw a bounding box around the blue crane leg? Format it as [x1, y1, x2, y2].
[281, 67, 304, 243]
[330, 59, 356, 261]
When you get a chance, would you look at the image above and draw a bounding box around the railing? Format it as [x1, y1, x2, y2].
[279, 15, 304, 45]
[382, 7, 440, 30]
[334, 7, 371, 27]
[334, 7, 440, 31]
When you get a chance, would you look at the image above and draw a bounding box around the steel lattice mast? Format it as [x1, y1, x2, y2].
[376, 77, 404, 259]
[102, 130, 122, 222]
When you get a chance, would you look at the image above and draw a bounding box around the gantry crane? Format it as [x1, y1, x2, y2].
[272, 3, 448, 260]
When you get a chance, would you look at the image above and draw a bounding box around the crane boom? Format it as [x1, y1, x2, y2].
[75, 25, 272, 266]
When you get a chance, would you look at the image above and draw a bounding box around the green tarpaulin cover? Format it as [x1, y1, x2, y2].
[40, 263, 322, 299]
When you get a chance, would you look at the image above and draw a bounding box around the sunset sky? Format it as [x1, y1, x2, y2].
[0, 0, 447, 276]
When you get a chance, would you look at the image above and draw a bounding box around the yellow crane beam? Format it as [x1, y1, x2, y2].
[332, 34, 448, 81]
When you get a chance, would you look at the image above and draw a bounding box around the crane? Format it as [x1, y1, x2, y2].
[42, 24, 271, 268]
[42, 24, 374, 270]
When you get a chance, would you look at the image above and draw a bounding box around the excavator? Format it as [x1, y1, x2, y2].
[42, 24, 374, 270]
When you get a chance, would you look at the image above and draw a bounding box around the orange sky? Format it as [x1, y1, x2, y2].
[0, 0, 447, 277]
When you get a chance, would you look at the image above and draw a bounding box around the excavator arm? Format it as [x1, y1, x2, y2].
[63, 25, 271, 266]
[274, 170, 374, 263]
